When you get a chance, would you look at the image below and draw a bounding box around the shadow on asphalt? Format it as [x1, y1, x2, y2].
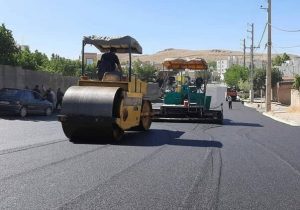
[223, 119, 263, 127]
[0, 112, 59, 122]
[71, 129, 223, 148]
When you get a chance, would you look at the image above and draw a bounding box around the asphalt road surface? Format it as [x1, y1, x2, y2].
[0, 102, 299, 209]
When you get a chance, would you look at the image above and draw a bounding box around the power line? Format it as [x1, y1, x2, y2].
[273, 44, 300, 49]
[260, 47, 267, 64]
[257, 23, 268, 48]
[271, 24, 300, 32]
[271, 45, 280, 54]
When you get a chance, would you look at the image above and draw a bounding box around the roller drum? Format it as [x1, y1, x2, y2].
[62, 86, 122, 117]
[60, 86, 124, 140]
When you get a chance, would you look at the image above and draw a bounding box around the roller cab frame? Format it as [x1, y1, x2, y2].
[152, 58, 223, 124]
[58, 36, 152, 141]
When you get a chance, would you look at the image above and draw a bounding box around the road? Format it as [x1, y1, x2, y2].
[0, 103, 299, 209]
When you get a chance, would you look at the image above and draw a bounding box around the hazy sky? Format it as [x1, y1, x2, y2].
[1, 0, 299, 59]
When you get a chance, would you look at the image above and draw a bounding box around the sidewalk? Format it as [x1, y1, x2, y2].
[244, 100, 300, 126]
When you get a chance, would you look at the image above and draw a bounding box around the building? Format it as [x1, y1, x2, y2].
[271, 57, 300, 105]
[217, 56, 245, 80]
[217, 55, 267, 81]
[228, 56, 240, 66]
[19, 45, 30, 51]
[278, 57, 300, 77]
[79, 53, 101, 65]
[216, 60, 229, 80]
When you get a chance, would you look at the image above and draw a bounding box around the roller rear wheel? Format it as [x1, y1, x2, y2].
[133, 100, 152, 131]
[216, 111, 223, 125]
[112, 124, 124, 141]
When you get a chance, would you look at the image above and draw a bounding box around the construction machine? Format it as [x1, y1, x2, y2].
[58, 36, 152, 141]
[152, 58, 223, 124]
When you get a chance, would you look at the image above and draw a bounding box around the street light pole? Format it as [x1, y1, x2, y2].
[266, 0, 272, 112]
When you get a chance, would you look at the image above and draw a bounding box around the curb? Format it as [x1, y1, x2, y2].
[243, 102, 300, 126]
[243, 102, 259, 110]
[262, 112, 300, 126]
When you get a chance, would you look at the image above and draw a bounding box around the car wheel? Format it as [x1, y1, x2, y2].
[20, 107, 27, 117]
[45, 107, 52, 116]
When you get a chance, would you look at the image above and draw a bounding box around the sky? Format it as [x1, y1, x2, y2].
[1, 0, 300, 59]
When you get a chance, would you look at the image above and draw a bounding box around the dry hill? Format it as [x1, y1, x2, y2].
[118, 48, 270, 64]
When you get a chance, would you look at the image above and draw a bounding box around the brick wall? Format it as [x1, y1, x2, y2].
[276, 81, 293, 105]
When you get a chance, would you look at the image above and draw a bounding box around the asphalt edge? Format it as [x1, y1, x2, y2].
[243, 102, 300, 127]
[262, 112, 299, 126]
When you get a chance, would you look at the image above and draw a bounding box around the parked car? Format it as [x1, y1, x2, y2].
[0, 88, 53, 117]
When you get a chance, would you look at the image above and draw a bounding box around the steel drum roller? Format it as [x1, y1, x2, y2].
[60, 86, 124, 140]
[62, 86, 122, 117]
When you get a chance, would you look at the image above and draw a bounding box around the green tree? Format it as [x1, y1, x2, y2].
[46, 54, 81, 76]
[282, 53, 290, 62]
[272, 53, 290, 66]
[15, 47, 49, 71]
[0, 23, 19, 65]
[17, 47, 39, 70]
[132, 60, 157, 82]
[271, 68, 283, 87]
[0, 23, 81, 76]
[272, 55, 283, 66]
[293, 74, 300, 90]
[253, 67, 283, 91]
[224, 65, 248, 89]
[85, 63, 97, 78]
[62, 59, 81, 76]
[253, 68, 265, 91]
[238, 79, 250, 93]
[33, 50, 49, 70]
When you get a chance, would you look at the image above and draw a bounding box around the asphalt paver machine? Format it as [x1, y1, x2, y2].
[58, 36, 152, 141]
[152, 58, 223, 124]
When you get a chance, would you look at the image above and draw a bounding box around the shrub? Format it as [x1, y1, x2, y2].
[293, 74, 300, 90]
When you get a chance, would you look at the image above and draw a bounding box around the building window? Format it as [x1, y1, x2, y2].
[86, 58, 94, 65]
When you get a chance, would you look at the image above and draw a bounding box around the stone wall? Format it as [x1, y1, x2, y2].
[0, 65, 78, 92]
[291, 89, 300, 107]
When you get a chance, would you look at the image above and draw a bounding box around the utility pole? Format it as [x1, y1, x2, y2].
[248, 23, 255, 103]
[266, 0, 272, 111]
[243, 38, 246, 68]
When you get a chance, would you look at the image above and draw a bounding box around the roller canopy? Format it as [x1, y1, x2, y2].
[83, 35, 142, 54]
[186, 58, 208, 70]
[163, 58, 208, 70]
[163, 58, 187, 70]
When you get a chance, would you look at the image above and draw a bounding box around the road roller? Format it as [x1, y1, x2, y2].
[58, 35, 152, 141]
[152, 58, 223, 124]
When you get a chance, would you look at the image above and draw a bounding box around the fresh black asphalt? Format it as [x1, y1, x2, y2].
[0, 102, 299, 209]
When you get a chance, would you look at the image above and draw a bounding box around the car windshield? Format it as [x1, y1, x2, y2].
[0, 89, 23, 100]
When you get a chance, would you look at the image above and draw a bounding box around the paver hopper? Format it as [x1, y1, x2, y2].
[152, 58, 223, 124]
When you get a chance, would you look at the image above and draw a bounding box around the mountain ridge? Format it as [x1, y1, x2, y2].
[118, 48, 297, 64]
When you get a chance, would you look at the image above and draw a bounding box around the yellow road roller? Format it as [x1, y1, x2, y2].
[58, 36, 152, 141]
